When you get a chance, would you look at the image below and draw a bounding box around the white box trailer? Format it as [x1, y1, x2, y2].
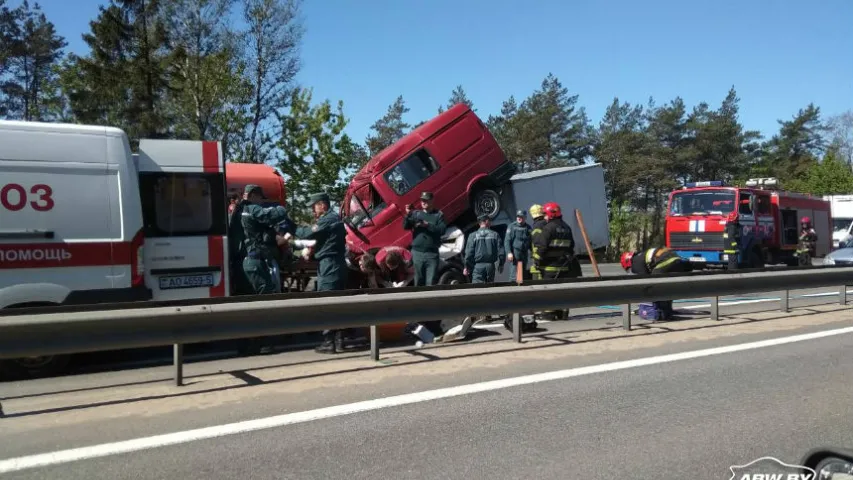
[492, 163, 610, 255]
[823, 195, 853, 248]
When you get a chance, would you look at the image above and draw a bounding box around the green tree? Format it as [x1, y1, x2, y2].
[488, 95, 530, 170]
[164, 0, 251, 154]
[794, 147, 853, 196]
[517, 73, 593, 169]
[365, 95, 410, 158]
[826, 111, 853, 166]
[277, 87, 364, 222]
[1, 0, 66, 121]
[239, 0, 303, 164]
[62, 0, 171, 143]
[758, 103, 827, 183]
[438, 84, 474, 114]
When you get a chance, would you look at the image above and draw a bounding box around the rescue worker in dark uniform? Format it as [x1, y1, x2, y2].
[403, 191, 446, 287]
[533, 202, 582, 280]
[528, 204, 546, 280]
[464, 214, 506, 284]
[240, 185, 292, 294]
[620, 247, 693, 320]
[797, 216, 818, 266]
[292, 192, 350, 354]
[504, 210, 532, 281]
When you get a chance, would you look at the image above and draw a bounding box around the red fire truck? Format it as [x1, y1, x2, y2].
[665, 178, 832, 269]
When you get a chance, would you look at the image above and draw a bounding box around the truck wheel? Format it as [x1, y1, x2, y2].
[747, 250, 764, 269]
[472, 188, 501, 219]
[438, 268, 465, 285]
[1, 355, 71, 381]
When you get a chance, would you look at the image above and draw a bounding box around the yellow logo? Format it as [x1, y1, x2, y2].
[691, 237, 703, 243]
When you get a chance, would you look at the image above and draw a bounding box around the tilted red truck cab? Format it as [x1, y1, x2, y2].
[343, 103, 515, 254]
[665, 179, 832, 268]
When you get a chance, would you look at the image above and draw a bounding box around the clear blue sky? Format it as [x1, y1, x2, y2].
[34, 0, 853, 146]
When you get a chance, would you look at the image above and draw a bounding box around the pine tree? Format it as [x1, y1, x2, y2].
[760, 103, 827, 183]
[365, 95, 410, 158]
[0, 0, 66, 121]
[444, 84, 474, 112]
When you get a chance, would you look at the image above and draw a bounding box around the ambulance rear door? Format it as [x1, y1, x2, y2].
[136, 140, 229, 300]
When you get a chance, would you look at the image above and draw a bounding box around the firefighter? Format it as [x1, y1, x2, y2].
[620, 247, 693, 320]
[797, 216, 818, 266]
[533, 202, 582, 280]
[504, 210, 532, 281]
[528, 204, 546, 280]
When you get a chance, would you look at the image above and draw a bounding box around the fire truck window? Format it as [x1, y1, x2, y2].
[756, 195, 771, 215]
[739, 193, 753, 215]
[669, 191, 735, 215]
[384, 149, 440, 196]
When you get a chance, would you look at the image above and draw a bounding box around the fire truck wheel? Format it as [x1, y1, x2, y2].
[746, 250, 764, 269]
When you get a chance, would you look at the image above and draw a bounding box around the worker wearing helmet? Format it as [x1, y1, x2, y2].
[528, 204, 546, 280]
[504, 210, 532, 281]
[797, 216, 817, 266]
[532, 202, 581, 280]
[620, 247, 693, 320]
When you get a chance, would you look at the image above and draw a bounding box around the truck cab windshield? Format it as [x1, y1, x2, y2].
[669, 190, 736, 216]
[344, 184, 387, 228]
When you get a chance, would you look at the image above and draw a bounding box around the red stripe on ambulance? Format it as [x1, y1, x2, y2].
[0, 241, 131, 269]
[202, 140, 227, 297]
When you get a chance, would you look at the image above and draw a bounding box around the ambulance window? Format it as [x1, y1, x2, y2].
[384, 149, 439, 196]
[139, 172, 227, 237]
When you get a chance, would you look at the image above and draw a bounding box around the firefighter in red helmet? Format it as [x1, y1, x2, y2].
[532, 202, 582, 280]
[620, 247, 693, 320]
[796, 216, 817, 266]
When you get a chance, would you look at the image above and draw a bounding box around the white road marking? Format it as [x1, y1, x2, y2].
[3, 325, 853, 474]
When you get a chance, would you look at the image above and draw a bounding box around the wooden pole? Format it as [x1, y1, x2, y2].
[575, 209, 601, 277]
[515, 259, 523, 285]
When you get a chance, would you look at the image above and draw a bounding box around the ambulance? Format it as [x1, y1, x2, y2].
[0, 120, 283, 377]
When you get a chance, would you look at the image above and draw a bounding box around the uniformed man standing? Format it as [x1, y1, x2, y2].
[528, 204, 546, 280]
[240, 185, 292, 294]
[293, 192, 349, 354]
[504, 210, 532, 281]
[464, 214, 506, 284]
[403, 191, 446, 287]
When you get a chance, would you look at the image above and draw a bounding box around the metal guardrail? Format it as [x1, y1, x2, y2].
[0, 266, 852, 388]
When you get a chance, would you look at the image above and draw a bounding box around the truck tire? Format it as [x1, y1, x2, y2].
[747, 250, 764, 269]
[472, 188, 501, 219]
[1, 355, 71, 381]
[438, 268, 466, 285]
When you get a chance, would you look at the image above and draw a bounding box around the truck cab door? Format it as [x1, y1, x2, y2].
[754, 192, 774, 243]
[136, 140, 229, 300]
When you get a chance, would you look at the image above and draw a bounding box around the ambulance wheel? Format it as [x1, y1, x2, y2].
[1, 355, 71, 380]
[472, 188, 501, 219]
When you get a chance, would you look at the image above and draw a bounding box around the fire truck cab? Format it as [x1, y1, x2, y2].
[665, 179, 832, 269]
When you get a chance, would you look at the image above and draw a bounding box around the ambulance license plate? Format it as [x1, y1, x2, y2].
[688, 257, 706, 262]
[159, 274, 215, 290]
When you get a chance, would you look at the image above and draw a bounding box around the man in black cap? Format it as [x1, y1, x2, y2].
[240, 184, 292, 294]
[293, 192, 350, 353]
[403, 191, 446, 287]
[504, 209, 532, 281]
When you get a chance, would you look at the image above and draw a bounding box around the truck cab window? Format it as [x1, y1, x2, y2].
[346, 184, 387, 228]
[384, 149, 439, 196]
[756, 194, 771, 215]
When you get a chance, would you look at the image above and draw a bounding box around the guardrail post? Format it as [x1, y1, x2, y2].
[173, 343, 184, 387]
[711, 296, 720, 321]
[780, 290, 789, 313]
[369, 325, 379, 361]
[841, 286, 847, 306]
[622, 304, 631, 331]
[512, 313, 522, 343]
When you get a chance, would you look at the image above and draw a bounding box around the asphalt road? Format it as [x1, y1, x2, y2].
[2, 309, 852, 479]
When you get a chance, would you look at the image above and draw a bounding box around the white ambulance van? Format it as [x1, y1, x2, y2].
[0, 121, 229, 378]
